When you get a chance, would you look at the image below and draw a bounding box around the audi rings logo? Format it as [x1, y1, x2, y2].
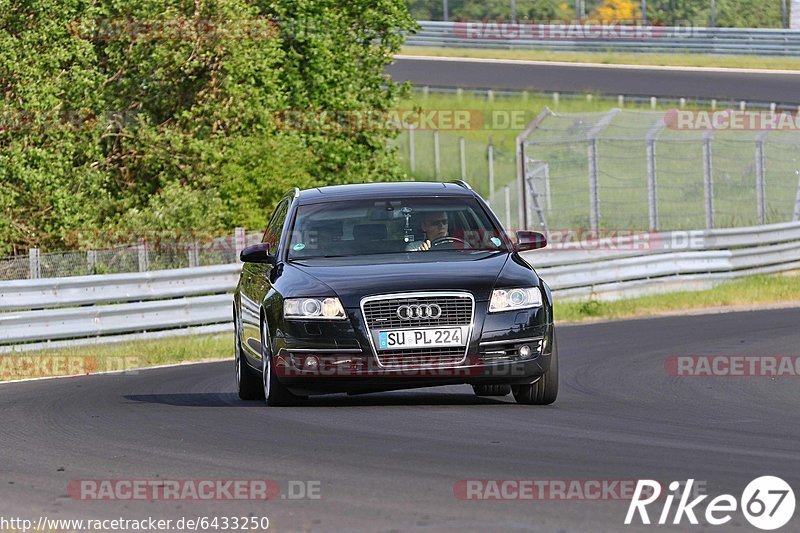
[397, 304, 442, 320]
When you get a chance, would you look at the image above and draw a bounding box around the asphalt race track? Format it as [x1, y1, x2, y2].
[388, 56, 800, 104]
[2, 308, 799, 532]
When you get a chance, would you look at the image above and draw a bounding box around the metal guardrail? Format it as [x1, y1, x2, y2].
[406, 21, 800, 56]
[1, 221, 799, 350]
[0, 263, 241, 311]
[0, 295, 232, 345]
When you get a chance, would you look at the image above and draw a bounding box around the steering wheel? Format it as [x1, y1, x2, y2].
[430, 236, 471, 249]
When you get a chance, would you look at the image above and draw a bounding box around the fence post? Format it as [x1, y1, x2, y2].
[587, 139, 600, 231]
[702, 131, 715, 229]
[585, 109, 620, 232]
[235, 227, 246, 261]
[755, 133, 768, 225]
[516, 109, 555, 233]
[137, 238, 149, 272]
[459, 137, 466, 181]
[29, 248, 40, 279]
[793, 171, 800, 222]
[646, 139, 659, 230]
[646, 119, 665, 231]
[433, 130, 441, 181]
[544, 164, 552, 213]
[488, 140, 495, 201]
[408, 125, 415, 173]
[87, 250, 97, 274]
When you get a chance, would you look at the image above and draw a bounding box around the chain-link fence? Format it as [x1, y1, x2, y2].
[394, 126, 521, 226]
[395, 107, 800, 232]
[521, 109, 800, 231]
[0, 229, 262, 281]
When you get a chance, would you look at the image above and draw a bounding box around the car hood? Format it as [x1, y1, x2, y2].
[289, 252, 512, 307]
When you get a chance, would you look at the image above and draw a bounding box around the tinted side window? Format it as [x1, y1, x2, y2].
[262, 200, 288, 250]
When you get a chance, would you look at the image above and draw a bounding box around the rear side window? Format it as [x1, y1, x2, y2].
[262, 200, 289, 250]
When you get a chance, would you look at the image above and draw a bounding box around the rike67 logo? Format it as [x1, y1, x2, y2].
[626, 477, 796, 530]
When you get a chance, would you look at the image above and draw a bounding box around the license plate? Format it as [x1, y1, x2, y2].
[378, 327, 467, 350]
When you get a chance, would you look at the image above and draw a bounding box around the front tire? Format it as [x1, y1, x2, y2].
[261, 320, 305, 407]
[235, 308, 263, 400]
[512, 331, 559, 405]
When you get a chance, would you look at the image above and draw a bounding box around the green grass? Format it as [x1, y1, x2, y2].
[557, 273, 800, 322]
[401, 46, 800, 71]
[0, 333, 231, 381]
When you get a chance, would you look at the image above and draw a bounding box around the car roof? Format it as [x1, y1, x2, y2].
[296, 181, 476, 204]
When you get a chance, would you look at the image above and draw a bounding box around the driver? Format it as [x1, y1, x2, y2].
[409, 211, 449, 252]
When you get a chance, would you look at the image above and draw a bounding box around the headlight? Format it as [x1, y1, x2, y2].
[489, 287, 543, 313]
[284, 297, 346, 320]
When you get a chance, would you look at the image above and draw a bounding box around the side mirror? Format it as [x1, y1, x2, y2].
[515, 231, 547, 252]
[240, 243, 276, 264]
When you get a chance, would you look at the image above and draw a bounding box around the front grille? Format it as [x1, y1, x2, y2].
[362, 295, 472, 329]
[361, 292, 475, 368]
[379, 347, 465, 368]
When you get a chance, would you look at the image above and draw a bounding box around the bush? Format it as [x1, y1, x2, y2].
[0, 0, 415, 254]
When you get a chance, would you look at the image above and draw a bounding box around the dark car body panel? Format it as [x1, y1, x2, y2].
[290, 252, 512, 307]
[235, 182, 555, 396]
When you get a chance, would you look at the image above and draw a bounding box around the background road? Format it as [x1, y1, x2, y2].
[388, 56, 800, 105]
[2, 308, 799, 532]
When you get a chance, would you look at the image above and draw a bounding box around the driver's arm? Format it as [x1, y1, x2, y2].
[406, 239, 431, 252]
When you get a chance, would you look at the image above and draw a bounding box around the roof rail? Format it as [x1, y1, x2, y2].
[284, 187, 300, 199]
[450, 180, 473, 191]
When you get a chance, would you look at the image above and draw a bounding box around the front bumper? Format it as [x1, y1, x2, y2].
[273, 303, 554, 395]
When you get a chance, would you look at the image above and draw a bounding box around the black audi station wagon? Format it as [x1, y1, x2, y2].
[234, 181, 557, 406]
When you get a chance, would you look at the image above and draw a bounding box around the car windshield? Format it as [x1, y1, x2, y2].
[287, 197, 509, 260]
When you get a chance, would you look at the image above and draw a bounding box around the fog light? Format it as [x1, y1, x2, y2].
[519, 344, 532, 358]
[305, 356, 319, 370]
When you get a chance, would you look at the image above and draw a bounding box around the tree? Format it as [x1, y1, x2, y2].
[0, 0, 415, 254]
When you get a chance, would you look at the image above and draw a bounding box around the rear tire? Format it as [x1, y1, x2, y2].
[261, 320, 305, 407]
[512, 332, 559, 405]
[472, 384, 512, 397]
[236, 309, 263, 400]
